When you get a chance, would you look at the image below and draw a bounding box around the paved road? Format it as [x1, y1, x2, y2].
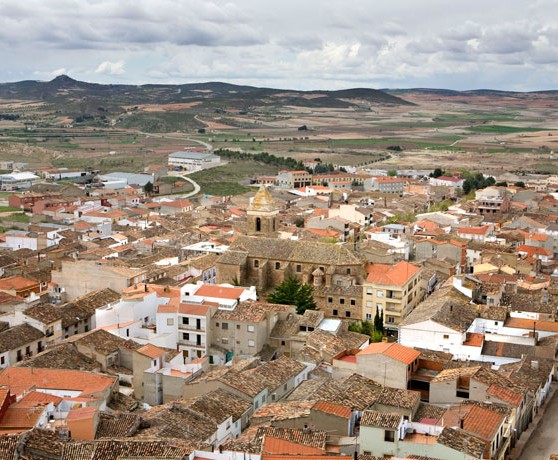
[166, 173, 201, 198]
[519, 389, 558, 460]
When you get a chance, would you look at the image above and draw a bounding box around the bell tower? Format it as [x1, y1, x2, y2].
[247, 186, 279, 236]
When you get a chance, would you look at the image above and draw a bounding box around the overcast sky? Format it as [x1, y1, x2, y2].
[1, 0, 558, 91]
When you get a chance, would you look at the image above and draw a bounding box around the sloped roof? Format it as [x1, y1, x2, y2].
[358, 342, 420, 364]
[366, 261, 421, 286]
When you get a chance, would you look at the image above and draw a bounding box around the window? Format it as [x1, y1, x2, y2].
[332, 309, 338, 316]
[327, 297, 333, 303]
[366, 288, 373, 295]
[247, 325, 255, 332]
[182, 317, 189, 325]
[236, 324, 241, 330]
[248, 340, 255, 347]
[365, 313, 372, 320]
[296, 264, 302, 273]
[153, 359, 157, 366]
[17, 350, 22, 362]
[222, 337, 229, 344]
[366, 301, 373, 307]
[377, 290, 383, 297]
[25, 346, 31, 356]
[222, 322, 229, 330]
[281, 340, 286, 346]
[183, 333, 190, 340]
[384, 430, 395, 442]
[345, 311, 351, 318]
[275, 262, 281, 270]
[350, 299, 356, 306]
[167, 318, 174, 326]
[254, 259, 259, 268]
[387, 316, 395, 324]
[346, 268, 351, 275]
[443, 334, 449, 339]
[339, 298, 345, 305]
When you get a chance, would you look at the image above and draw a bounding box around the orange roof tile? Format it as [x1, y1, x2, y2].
[358, 342, 420, 365]
[0, 407, 44, 431]
[458, 225, 491, 236]
[195, 284, 244, 300]
[137, 343, 166, 359]
[463, 333, 484, 347]
[463, 404, 505, 441]
[486, 384, 523, 406]
[529, 233, 549, 241]
[0, 368, 115, 399]
[0, 276, 39, 291]
[262, 437, 325, 456]
[516, 244, 553, 257]
[312, 400, 351, 419]
[178, 303, 211, 316]
[366, 261, 421, 286]
[67, 406, 98, 421]
[12, 391, 62, 408]
[504, 317, 558, 332]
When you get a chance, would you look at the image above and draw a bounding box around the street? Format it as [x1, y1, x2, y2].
[519, 389, 558, 460]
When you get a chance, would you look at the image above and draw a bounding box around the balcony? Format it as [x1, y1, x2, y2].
[179, 340, 206, 349]
[178, 324, 206, 333]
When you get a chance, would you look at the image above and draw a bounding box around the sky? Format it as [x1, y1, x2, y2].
[1, 0, 558, 91]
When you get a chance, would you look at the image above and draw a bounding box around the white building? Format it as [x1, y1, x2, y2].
[0, 172, 39, 191]
[168, 151, 221, 172]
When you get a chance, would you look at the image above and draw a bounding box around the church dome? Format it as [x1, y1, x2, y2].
[249, 186, 276, 212]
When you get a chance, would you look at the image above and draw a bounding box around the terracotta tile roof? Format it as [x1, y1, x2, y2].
[213, 301, 288, 324]
[17, 343, 99, 372]
[366, 261, 421, 286]
[358, 342, 420, 364]
[505, 317, 558, 333]
[262, 437, 325, 455]
[516, 244, 553, 256]
[95, 412, 141, 439]
[67, 406, 98, 421]
[0, 367, 116, 399]
[252, 400, 315, 422]
[137, 343, 166, 359]
[12, 390, 62, 408]
[360, 410, 401, 429]
[0, 276, 39, 291]
[311, 400, 351, 419]
[437, 427, 485, 458]
[462, 404, 505, 441]
[0, 323, 43, 354]
[0, 407, 44, 431]
[181, 388, 251, 425]
[194, 284, 244, 300]
[457, 225, 491, 236]
[486, 384, 524, 406]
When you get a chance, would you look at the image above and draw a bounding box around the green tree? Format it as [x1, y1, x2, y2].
[374, 306, 384, 334]
[143, 181, 154, 197]
[387, 170, 397, 177]
[514, 181, 526, 188]
[431, 168, 444, 178]
[267, 277, 317, 314]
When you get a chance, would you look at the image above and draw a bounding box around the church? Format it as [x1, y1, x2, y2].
[216, 187, 365, 300]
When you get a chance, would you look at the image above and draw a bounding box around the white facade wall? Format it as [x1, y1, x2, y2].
[399, 320, 465, 355]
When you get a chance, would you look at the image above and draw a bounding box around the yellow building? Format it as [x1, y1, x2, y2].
[363, 261, 424, 330]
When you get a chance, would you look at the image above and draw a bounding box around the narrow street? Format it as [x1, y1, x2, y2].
[518, 387, 558, 460]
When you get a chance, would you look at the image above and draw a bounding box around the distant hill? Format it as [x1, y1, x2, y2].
[0, 75, 413, 110]
[386, 87, 558, 99]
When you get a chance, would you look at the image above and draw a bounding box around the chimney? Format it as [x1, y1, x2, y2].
[459, 418, 464, 429]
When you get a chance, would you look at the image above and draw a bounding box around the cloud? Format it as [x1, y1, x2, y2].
[0, 0, 557, 90]
[95, 60, 125, 75]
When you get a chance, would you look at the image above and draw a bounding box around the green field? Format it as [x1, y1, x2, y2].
[466, 125, 545, 134]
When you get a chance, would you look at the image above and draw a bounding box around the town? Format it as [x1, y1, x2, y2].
[0, 138, 555, 460]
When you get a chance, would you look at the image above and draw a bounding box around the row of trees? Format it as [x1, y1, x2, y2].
[215, 149, 305, 171]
